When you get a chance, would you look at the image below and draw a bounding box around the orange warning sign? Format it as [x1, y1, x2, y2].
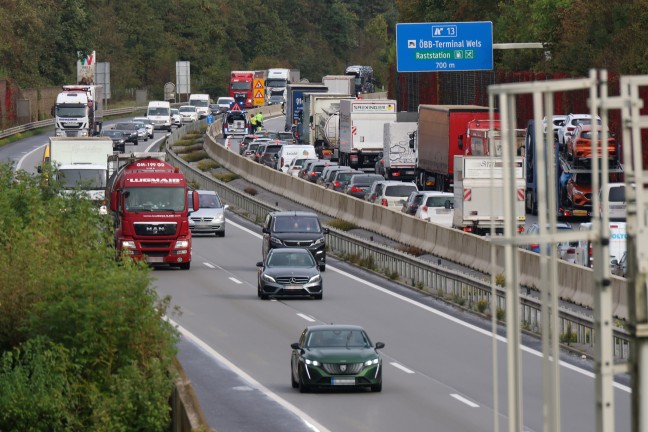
[255, 80, 263, 88]
[255, 90, 263, 99]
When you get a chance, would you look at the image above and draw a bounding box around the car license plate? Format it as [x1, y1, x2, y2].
[147, 256, 164, 263]
[573, 209, 588, 216]
[331, 377, 355, 386]
[405, 170, 415, 175]
[435, 209, 451, 214]
[285, 284, 303, 290]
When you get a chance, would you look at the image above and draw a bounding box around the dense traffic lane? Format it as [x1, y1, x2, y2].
[154, 213, 632, 432]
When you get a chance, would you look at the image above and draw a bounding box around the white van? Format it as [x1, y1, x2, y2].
[147, 101, 172, 131]
[189, 94, 211, 118]
[600, 182, 626, 221]
[276, 144, 316, 173]
[575, 222, 626, 269]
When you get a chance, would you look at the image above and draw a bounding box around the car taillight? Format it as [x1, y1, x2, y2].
[392, 172, 400, 177]
[422, 206, 428, 211]
[530, 243, 539, 250]
[334, 181, 340, 188]
[381, 198, 388, 206]
[310, 172, 316, 176]
[350, 186, 362, 192]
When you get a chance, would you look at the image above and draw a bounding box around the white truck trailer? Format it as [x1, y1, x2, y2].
[300, 93, 355, 160]
[381, 121, 417, 181]
[452, 155, 526, 235]
[266, 68, 300, 104]
[338, 99, 397, 171]
[322, 75, 355, 96]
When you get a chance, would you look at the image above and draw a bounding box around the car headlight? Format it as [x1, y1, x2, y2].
[305, 359, 320, 366]
[270, 237, 283, 246]
[364, 358, 379, 366]
[122, 240, 136, 249]
[174, 240, 189, 248]
[215, 215, 225, 223]
[308, 274, 321, 283]
[313, 237, 325, 246]
[262, 273, 275, 283]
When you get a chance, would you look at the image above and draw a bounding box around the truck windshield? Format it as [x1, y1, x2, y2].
[56, 106, 86, 118]
[58, 169, 106, 189]
[266, 79, 287, 88]
[124, 187, 186, 212]
[190, 100, 208, 107]
[148, 107, 170, 116]
[231, 82, 251, 91]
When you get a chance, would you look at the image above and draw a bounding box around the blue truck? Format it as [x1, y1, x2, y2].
[284, 83, 328, 135]
[525, 120, 622, 218]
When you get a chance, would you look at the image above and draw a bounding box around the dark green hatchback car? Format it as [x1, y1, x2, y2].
[290, 325, 385, 393]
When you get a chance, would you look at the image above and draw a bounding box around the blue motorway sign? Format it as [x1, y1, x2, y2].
[396, 22, 493, 72]
[206, 114, 214, 125]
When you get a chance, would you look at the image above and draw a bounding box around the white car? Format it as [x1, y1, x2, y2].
[133, 117, 154, 139]
[287, 158, 318, 177]
[366, 180, 418, 208]
[557, 113, 601, 150]
[413, 191, 454, 227]
[170, 108, 182, 127]
[542, 115, 566, 144]
[179, 105, 198, 123]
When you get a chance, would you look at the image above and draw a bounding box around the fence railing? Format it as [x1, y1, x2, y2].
[165, 119, 632, 361]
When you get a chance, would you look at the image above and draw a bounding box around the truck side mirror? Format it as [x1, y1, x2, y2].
[111, 191, 120, 212]
[408, 132, 415, 149]
[192, 190, 200, 211]
[458, 134, 464, 150]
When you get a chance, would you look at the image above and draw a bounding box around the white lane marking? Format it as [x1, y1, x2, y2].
[228, 206, 632, 393]
[204, 262, 215, 269]
[390, 362, 415, 374]
[170, 319, 328, 432]
[16, 143, 47, 171]
[451, 394, 480, 408]
[297, 313, 316, 322]
[229, 277, 242, 284]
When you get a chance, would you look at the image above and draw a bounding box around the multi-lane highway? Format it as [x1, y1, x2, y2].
[1, 118, 633, 431]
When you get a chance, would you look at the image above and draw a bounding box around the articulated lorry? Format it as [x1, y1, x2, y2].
[106, 152, 199, 269]
[322, 75, 355, 96]
[344, 65, 374, 96]
[413, 105, 493, 191]
[53, 85, 104, 137]
[338, 99, 397, 171]
[265, 68, 299, 105]
[299, 93, 356, 160]
[453, 155, 526, 235]
[284, 82, 328, 134]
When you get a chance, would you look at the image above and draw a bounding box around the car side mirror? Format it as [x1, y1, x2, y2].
[323, 227, 330, 234]
[375, 342, 385, 349]
[291, 342, 300, 350]
[224, 204, 230, 210]
[262, 227, 269, 234]
[611, 259, 619, 266]
[256, 261, 263, 267]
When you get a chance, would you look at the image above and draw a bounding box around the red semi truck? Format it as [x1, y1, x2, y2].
[229, 71, 255, 108]
[413, 105, 494, 191]
[107, 152, 198, 269]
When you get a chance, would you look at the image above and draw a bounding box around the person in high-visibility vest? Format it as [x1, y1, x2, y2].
[250, 114, 257, 134]
[255, 112, 264, 131]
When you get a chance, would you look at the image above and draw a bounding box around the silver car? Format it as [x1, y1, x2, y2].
[189, 190, 228, 237]
[133, 117, 155, 138]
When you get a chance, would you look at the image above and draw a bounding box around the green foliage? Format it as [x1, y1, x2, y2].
[196, 159, 220, 171]
[495, 273, 506, 286]
[0, 163, 177, 430]
[560, 323, 578, 345]
[326, 219, 357, 231]
[477, 299, 489, 313]
[397, 244, 426, 256]
[496, 308, 506, 321]
[213, 172, 241, 182]
[180, 150, 209, 162]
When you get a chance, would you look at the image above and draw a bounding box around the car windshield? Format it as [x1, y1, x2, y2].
[273, 215, 321, 232]
[180, 107, 196, 113]
[198, 194, 221, 208]
[385, 185, 418, 196]
[609, 186, 625, 202]
[124, 187, 186, 212]
[227, 112, 247, 121]
[101, 130, 122, 138]
[148, 107, 169, 116]
[337, 172, 358, 182]
[267, 251, 315, 267]
[115, 123, 136, 130]
[217, 98, 234, 105]
[425, 196, 453, 207]
[306, 329, 370, 348]
[278, 132, 293, 140]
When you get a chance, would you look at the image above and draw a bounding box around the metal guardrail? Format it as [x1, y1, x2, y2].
[166, 120, 632, 361]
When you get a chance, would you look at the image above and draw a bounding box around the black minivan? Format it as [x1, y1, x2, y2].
[261, 211, 329, 271]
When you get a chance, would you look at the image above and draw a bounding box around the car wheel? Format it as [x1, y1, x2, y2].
[319, 264, 325, 272]
[179, 262, 190, 270]
[298, 366, 309, 393]
[257, 284, 261, 298]
[259, 286, 269, 300]
[313, 292, 323, 300]
[371, 382, 382, 393]
[291, 365, 299, 389]
[134, 140, 138, 146]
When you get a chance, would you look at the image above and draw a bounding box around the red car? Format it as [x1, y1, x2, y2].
[566, 172, 593, 210]
[565, 124, 616, 162]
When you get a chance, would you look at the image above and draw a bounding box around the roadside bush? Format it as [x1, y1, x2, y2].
[397, 244, 426, 256]
[181, 150, 209, 162]
[244, 186, 258, 195]
[173, 137, 196, 147]
[196, 159, 220, 171]
[213, 172, 240, 182]
[326, 219, 357, 231]
[175, 144, 203, 155]
[0, 163, 177, 430]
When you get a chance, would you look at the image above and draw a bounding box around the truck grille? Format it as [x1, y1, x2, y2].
[134, 222, 177, 236]
[140, 241, 173, 250]
[322, 363, 363, 375]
